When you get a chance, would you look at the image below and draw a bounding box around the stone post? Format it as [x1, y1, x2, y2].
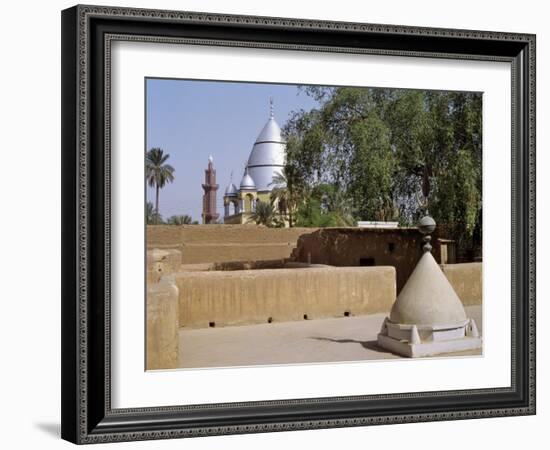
[146, 277, 180, 370]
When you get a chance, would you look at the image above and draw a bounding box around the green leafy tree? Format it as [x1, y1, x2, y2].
[283, 87, 482, 257]
[167, 214, 194, 225]
[146, 201, 154, 224]
[146, 201, 163, 225]
[295, 197, 326, 227]
[348, 115, 395, 221]
[249, 201, 278, 227]
[146, 148, 175, 224]
[294, 187, 355, 228]
[314, 184, 356, 226]
[430, 149, 480, 254]
[269, 169, 304, 227]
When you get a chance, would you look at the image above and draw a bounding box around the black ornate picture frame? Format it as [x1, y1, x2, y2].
[61, 4, 536, 444]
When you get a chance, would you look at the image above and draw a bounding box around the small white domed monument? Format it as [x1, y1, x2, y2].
[377, 215, 482, 357]
[239, 167, 257, 191]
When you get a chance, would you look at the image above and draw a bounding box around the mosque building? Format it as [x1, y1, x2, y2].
[221, 99, 289, 226]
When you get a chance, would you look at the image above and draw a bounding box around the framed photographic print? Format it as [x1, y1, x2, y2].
[61, 4, 536, 444]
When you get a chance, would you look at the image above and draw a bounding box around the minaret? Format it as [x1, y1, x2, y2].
[201, 155, 219, 224]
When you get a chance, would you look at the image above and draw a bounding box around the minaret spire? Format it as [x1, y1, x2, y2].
[269, 96, 274, 119]
[201, 156, 219, 224]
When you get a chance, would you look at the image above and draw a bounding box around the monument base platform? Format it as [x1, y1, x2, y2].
[377, 334, 482, 358]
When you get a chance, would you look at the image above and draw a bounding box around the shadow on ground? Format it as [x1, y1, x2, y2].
[35, 422, 60, 438]
[309, 336, 395, 355]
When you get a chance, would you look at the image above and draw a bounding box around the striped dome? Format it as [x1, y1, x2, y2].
[246, 105, 286, 192]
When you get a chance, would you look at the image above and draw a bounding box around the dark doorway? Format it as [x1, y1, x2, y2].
[359, 257, 375, 266]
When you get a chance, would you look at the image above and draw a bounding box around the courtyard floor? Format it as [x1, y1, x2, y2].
[178, 305, 482, 369]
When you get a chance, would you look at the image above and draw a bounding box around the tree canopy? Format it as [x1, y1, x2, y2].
[167, 214, 196, 225]
[282, 86, 482, 256]
[248, 201, 284, 228]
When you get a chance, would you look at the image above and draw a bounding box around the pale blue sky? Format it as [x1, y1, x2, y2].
[146, 78, 319, 222]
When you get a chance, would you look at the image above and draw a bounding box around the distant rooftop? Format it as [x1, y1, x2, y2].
[357, 221, 399, 229]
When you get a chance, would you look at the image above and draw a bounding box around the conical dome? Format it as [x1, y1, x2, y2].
[225, 182, 238, 196]
[246, 103, 286, 192]
[239, 169, 256, 190]
[389, 251, 467, 325]
[254, 116, 284, 145]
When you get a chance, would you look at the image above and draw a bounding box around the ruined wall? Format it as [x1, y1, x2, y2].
[145, 225, 472, 298]
[147, 224, 316, 264]
[441, 262, 483, 306]
[174, 266, 396, 328]
[291, 228, 445, 293]
[146, 248, 182, 284]
[146, 278, 179, 370]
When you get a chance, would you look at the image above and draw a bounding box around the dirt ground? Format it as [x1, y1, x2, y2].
[177, 305, 483, 369]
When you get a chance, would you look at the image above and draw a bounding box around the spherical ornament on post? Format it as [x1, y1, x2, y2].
[417, 215, 436, 253]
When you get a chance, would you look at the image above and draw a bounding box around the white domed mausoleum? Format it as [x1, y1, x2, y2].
[223, 99, 288, 225]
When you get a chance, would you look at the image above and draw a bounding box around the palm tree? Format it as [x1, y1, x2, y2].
[167, 214, 194, 225]
[146, 201, 163, 224]
[269, 169, 302, 227]
[146, 201, 154, 224]
[146, 148, 175, 224]
[317, 184, 356, 226]
[249, 201, 276, 226]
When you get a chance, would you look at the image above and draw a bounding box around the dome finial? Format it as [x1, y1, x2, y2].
[269, 96, 274, 119]
[208, 154, 213, 163]
[418, 215, 436, 253]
